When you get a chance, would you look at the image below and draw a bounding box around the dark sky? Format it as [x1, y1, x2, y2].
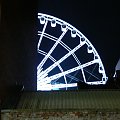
[0, 0, 120, 92]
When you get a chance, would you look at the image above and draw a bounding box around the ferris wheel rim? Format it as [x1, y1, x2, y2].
[37, 13, 108, 90]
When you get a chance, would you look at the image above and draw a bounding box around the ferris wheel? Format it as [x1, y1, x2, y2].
[37, 13, 108, 91]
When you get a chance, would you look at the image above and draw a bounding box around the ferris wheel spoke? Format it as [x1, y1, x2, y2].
[37, 20, 48, 51]
[38, 83, 77, 91]
[38, 42, 86, 80]
[38, 32, 83, 69]
[38, 59, 99, 84]
[38, 32, 81, 65]
[37, 29, 68, 71]
[37, 49, 67, 85]
[38, 31, 87, 83]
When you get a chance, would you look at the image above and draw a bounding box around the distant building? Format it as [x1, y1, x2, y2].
[114, 58, 120, 78]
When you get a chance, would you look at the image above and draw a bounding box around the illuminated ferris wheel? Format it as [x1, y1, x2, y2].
[37, 13, 108, 91]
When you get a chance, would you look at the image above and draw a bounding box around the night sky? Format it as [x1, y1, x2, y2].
[0, 0, 120, 93]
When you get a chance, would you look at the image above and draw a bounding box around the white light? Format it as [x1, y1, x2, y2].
[71, 30, 76, 38]
[38, 59, 99, 84]
[102, 77, 105, 81]
[40, 16, 45, 24]
[94, 55, 98, 60]
[37, 83, 77, 91]
[87, 46, 93, 53]
[99, 66, 104, 73]
[37, 84, 52, 91]
[86, 81, 106, 85]
[51, 19, 56, 27]
[37, 13, 108, 91]
[80, 37, 85, 42]
[61, 24, 67, 32]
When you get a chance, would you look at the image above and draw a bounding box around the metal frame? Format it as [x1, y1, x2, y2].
[37, 13, 108, 91]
